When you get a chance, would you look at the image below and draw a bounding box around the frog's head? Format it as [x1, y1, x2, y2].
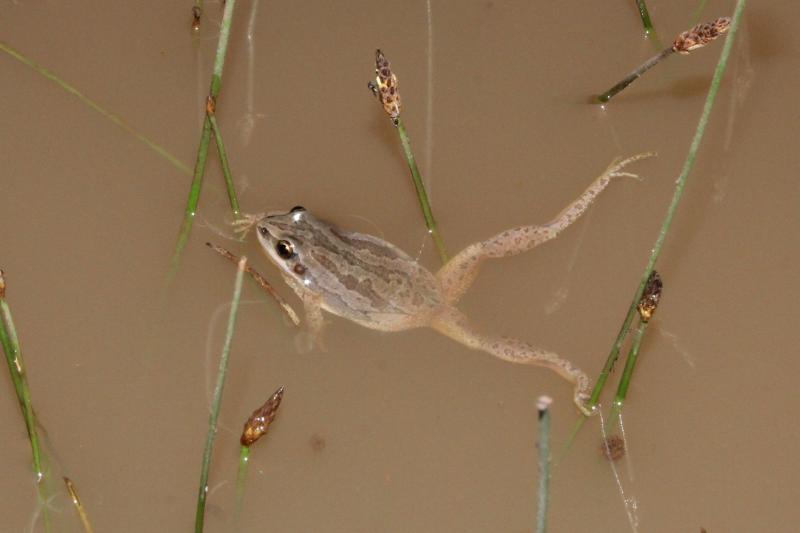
[255, 206, 311, 281]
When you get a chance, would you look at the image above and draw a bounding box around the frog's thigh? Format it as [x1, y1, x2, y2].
[436, 225, 558, 304]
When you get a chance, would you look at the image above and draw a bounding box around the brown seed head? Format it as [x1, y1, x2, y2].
[372, 49, 402, 119]
[672, 17, 731, 54]
[0, 269, 5, 298]
[241, 386, 285, 447]
[637, 270, 663, 323]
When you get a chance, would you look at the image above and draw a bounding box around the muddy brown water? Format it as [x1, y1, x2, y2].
[2, 1, 798, 531]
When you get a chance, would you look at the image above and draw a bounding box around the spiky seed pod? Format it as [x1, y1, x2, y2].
[672, 17, 732, 54]
[372, 49, 402, 120]
[240, 386, 284, 447]
[637, 270, 663, 322]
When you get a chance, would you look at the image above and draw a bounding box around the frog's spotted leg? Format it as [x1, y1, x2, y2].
[435, 153, 654, 305]
[431, 306, 594, 416]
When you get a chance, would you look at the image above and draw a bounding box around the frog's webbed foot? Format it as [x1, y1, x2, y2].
[432, 307, 593, 415]
[435, 153, 655, 305]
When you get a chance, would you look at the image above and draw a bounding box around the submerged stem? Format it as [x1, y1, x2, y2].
[194, 257, 246, 532]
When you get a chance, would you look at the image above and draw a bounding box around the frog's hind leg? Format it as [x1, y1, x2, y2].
[435, 153, 653, 305]
[431, 306, 594, 416]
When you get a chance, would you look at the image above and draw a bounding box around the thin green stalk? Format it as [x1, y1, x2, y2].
[171, 0, 238, 273]
[0, 291, 43, 479]
[0, 309, 23, 403]
[635, 0, 655, 34]
[194, 257, 246, 533]
[586, 0, 746, 414]
[606, 319, 649, 425]
[171, 115, 213, 276]
[0, 272, 51, 531]
[0, 41, 191, 176]
[395, 117, 448, 263]
[604, 321, 648, 435]
[536, 397, 552, 533]
[209, 113, 242, 218]
[588, 285, 644, 409]
[597, 47, 674, 103]
[234, 445, 251, 526]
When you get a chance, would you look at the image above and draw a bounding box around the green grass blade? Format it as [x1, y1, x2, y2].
[0, 41, 191, 176]
[0, 272, 52, 531]
[194, 256, 247, 532]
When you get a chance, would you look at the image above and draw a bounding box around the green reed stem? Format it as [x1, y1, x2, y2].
[597, 47, 674, 103]
[209, 114, 242, 218]
[0, 272, 51, 531]
[635, 0, 655, 34]
[604, 319, 649, 430]
[536, 398, 552, 533]
[234, 444, 251, 525]
[614, 319, 648, 406]
[172, 0, 238, 273]
[0, 286, 43, 479]
[194, 257, 246, 533]
[395, 117, 448, 263]
[0, 41, 192, 176]
[586, 0, 746, 414]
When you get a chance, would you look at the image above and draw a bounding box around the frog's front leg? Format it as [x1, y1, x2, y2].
[431, 306, 594, 416]
[301, 291, 326, 349]
[436, 154, 653, 304]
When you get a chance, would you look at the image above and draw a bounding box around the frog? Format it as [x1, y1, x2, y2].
[254, 154, 652, 415]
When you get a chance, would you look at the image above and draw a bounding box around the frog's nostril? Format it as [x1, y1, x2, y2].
[259, 226, 269, 236]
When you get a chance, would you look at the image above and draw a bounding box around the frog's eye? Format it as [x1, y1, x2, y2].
[290, 206, 305, 213]
[258, 226, 269, 237]
[275, 240, 295, 260]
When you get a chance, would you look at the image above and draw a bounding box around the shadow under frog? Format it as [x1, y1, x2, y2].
[255, 154, 652, 415]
